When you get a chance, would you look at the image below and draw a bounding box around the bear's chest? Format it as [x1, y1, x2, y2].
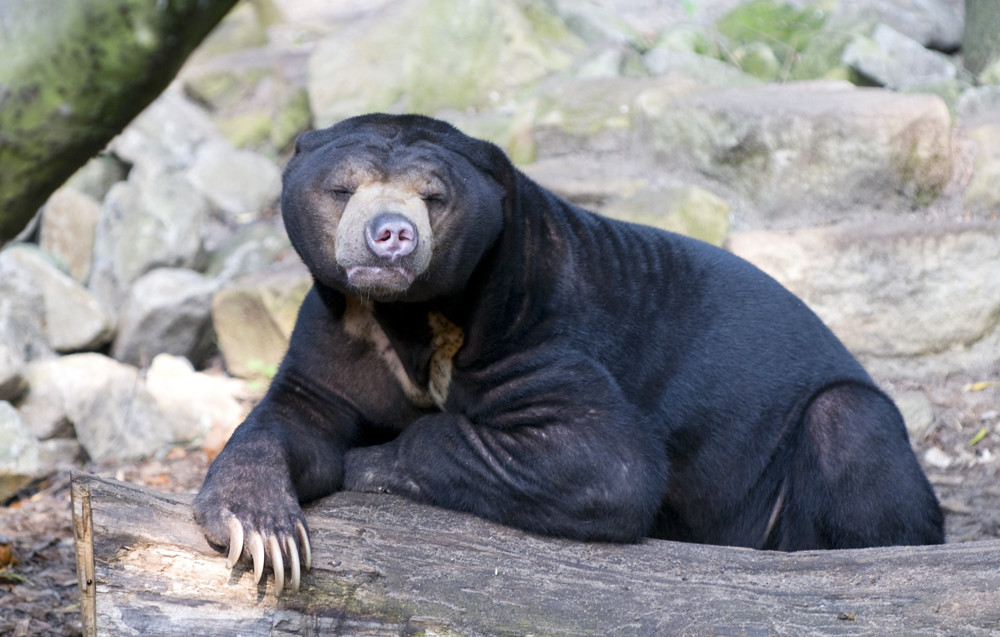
[341, 297, 464, 411]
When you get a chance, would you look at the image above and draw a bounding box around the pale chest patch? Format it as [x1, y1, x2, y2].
[342, 297, 464, 410]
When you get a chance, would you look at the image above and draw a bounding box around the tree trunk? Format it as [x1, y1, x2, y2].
[964, 0, 1000, 78]
[0, 0, 239, 245]
[70, 472, 1000, 636]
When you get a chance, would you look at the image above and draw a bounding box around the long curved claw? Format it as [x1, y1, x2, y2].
[268, 534, 285, 596]
[285, 535, 301, 595]
[295, 520, 312, 572]
[249, 531, 265, 585]
[225, 517, 244, 570]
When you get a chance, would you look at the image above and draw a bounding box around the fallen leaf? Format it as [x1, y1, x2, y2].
[0, 569, 27, 584]
[145, 473, 171, 486]
[963, 381, 997, 393]
[968, 426, 989, 447]
[0, 540, 16, 569]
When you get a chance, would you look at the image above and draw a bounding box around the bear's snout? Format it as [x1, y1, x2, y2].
[366, 213, 417, 262]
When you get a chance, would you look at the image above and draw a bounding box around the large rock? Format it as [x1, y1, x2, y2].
[521, 76, 668, 162]
[308, 0, 584, 127]
[643, 50, 762, 87]
[204, 220, 294, 283]
[0, 248, 56, 364]
[842, 24, 957, 90]
[212, 261, 311, 380]
[184, 139, 282, 220]
[38, 187, 102, 283]
[637, 82, 953, 227]
[34, 354, 174, 463]
[956, 85, 1000, 124]
[0, 342, 25, 402]
[112, 268, 219, 368]
[548, 0, 642, 46]
[16, 359, 75, 441]
[963, 122, 1000, 215]
[179, 34, 312, 153]
[111, 91, 222, 172]
[601, 184, 731, 246]
[3, 244, 115, 352]
[64, 153, 129, 203]
[0, 401, 40, 502]
[727, 222, 1000, 360]
[834, 0, 963, 52]
[964, 0, 1000, 81]
[88, 167, 210, 309]
[144, 354, 246, 445]
[15, 358, 85, 468]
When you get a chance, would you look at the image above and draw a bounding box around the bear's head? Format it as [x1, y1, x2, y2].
[281, 114, 512, 303]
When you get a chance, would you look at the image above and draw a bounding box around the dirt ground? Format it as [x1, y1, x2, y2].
[1, 370, 998, 636]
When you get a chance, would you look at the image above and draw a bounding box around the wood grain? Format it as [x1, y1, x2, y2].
[70, 472, 1000, 636]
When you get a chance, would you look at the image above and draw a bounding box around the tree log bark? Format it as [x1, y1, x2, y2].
[0, 0, 239, 245]
[70, 472, 1000, 636]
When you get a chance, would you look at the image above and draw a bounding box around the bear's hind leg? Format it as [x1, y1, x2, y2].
[774, 382, 944, 550]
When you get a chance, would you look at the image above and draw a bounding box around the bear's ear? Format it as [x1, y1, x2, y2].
[290, 127, 335, 156]
[436, 131, 517, 199]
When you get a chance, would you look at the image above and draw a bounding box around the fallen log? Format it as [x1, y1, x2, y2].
[70, 472, 1000, 636]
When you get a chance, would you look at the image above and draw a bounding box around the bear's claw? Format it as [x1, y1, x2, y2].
[225, 517, 243, 570]
[223, 517, 311, 596]
[248, 529, 265, 585]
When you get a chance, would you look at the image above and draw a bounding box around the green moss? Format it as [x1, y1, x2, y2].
[534, 83, 634, 137]
[190, 1, 267, 59]
[894, 138, 947, 209]
[271, 89, 312, 151]
[655, 25, 719, 56]
[217, 111, 272, 148]
[604, 185, 731, 245]
[518, 0, 578, 43]
[404, 0, 581, 114]
[717, 0, 827, 54]
[788, 27, 857, 80]
[731, 42, 782, 81]
[715, 0, 842, 80]
[0, 0, 237, 242]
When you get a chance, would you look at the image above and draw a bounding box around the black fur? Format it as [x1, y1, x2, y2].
[195, 114, 943, 552]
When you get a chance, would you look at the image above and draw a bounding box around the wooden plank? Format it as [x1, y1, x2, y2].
[70, 472, 1000, 636]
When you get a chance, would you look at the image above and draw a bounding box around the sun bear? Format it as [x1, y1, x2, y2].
[194, 114, 943, 595]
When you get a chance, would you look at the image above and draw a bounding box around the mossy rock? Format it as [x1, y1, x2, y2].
[217, 111, 272, 148]
[211, 263, 311, 381]
[189, 1, 268, 60]
[654, 24, 718, 57]
[717, 0, 828, 56]
[716, 0, 839, 80]
[270, 89, 312, 151]
[602, 185, 731, 246]
[308, 0, 585, 127]
[731, 42, 782, 81]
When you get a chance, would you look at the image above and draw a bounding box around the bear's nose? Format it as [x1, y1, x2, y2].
[365, 212, 417, 261]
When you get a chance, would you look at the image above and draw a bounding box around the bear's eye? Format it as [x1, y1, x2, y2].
[421, 192, 446, 205]
[329, 187, 354, 198]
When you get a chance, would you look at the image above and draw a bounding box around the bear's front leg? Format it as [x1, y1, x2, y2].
[193, 384, 360, 596]
[193, 423, 312, 596]
[342, 409, 668, 543]
[342, 442, 422, 498]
